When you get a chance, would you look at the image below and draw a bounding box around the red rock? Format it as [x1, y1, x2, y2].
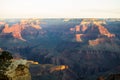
[72, 19, 115, 44]
[96, 24, 115, 38]
[75, 25, 80, 32]
[81, 25, 88, 32]
[75, 34, 83, 42]
[2, 19, 42, 41]
[2, 24, 25, 41]
[89, 38, 105, 46]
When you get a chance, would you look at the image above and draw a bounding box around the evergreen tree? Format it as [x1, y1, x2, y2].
[0, 51, 13, 80]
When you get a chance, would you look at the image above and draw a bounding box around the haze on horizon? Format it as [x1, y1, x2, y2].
[0, 0, 120, 18]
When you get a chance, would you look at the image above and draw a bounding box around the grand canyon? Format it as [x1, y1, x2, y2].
[0, 18, 120, 80]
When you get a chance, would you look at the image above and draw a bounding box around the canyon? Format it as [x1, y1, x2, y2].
[0, 18, 120, 80]
[70, 19, 115, 46]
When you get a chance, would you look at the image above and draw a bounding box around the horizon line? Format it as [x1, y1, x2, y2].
[0, 17, 120, 19]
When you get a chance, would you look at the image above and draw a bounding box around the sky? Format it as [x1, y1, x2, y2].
[0, 0, 120, 18]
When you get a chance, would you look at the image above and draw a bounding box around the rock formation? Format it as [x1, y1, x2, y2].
[30, 64, 70, 80]
[50, 65, 68, 73]
[70, 19, 115, 45]
[27, 60, 39, 64]
[75, 34, 83, 42]
[96, 24, 115, 38]
[81, 25, 88, 32]
[89, 38, 106, 46]
[2, 24, 26, 41]
[5, 59, 31, 80]
[75, 25, 80, 32]
[2, 19, 42, 41]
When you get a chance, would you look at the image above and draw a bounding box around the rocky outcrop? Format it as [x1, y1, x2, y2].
[30, 64, 70, 80]
[75, 25, 80, 32]
[80, 19, 115, 36]
[97, 24, 115, 38]
[5, 59, 31, 80]
[50, 65, 68, 73]
[27, 60, 39, 64]
[70, 19, 115, 44]
[81, 25, 88, 32]
[75, 34, 83, 42]
[20, 19, 42, 30]
[30, 23, 42, 30]
[89, 38, 106, 46]
[2, 19, 42, 41]
[2, 24, 26, 41]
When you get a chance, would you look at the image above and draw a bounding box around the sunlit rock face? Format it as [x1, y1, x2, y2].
[30, 64, 71, 80]
[81, 25, 88, 32]
[81, 19, 115, 38]
[75, 25, 80, 32]
[97, 24, 115, 38]
[5, 59, 31, 80]
[2, 24, 26, 41]
[20, 19, 42, 30]
[75, 34, 83, 42]
[50, 65, 68, 73]
[27, 60, 39, 64]
[89, 38, 106, 46]
[70, 19, 115, 44]
[30, 22, 42, 29]
[2, 19, 42, 41]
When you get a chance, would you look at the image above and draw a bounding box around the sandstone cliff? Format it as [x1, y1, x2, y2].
[2, 24, 26, 41]
[2, 19, 42, 41]
[75, 34, 83, 42]
[70, 19, 115, 45]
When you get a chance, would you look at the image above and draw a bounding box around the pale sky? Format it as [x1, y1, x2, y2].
[0, 0, 120, 18]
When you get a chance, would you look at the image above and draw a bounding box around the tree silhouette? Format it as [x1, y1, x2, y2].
[0, 51, 13, 80]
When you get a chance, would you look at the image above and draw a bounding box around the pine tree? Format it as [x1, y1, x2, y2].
[0, 51, 13, 80]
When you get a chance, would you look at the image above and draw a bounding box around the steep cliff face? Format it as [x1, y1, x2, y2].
[2, 24, 25, 41]
[5, 59, 31, 80]
[93, 21, 115, 38]
[2, 19, 42, 41]
[70, 19, 115, 45]
[75, 34, 83, 42]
